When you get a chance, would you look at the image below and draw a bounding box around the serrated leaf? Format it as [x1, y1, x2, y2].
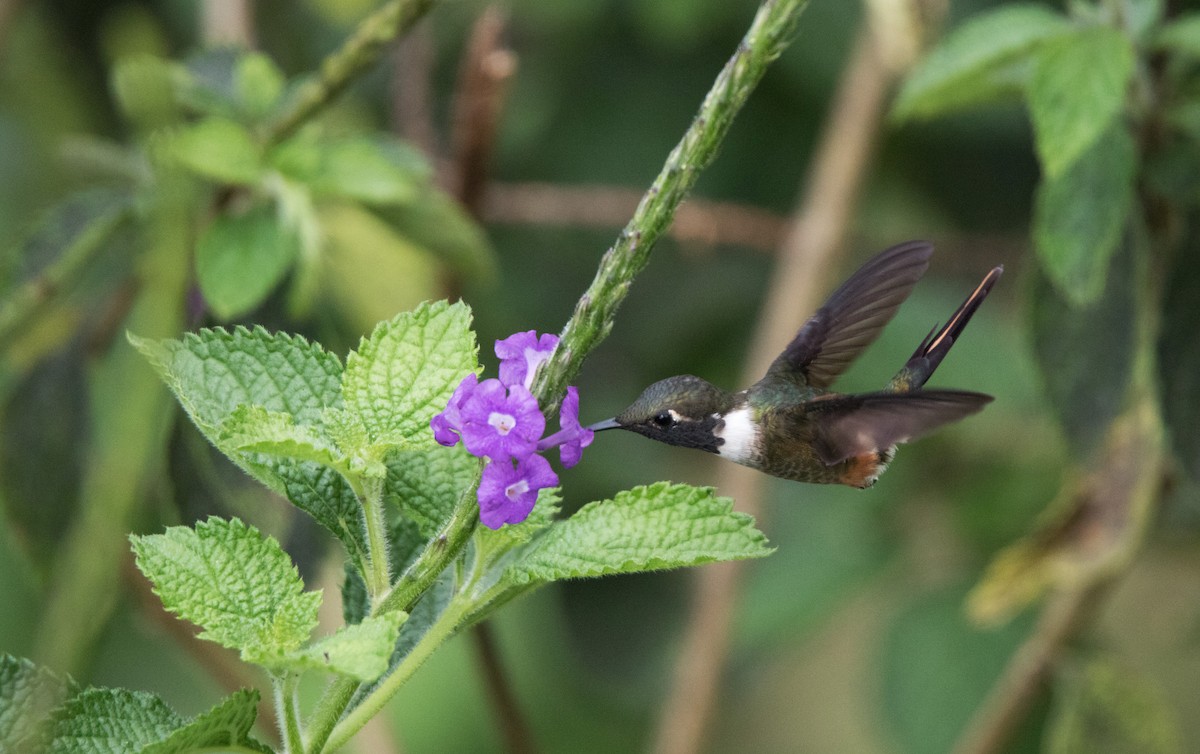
[311, 136, 428, 204]
[1033, 121, 1136, 305]
[48, 688, 182, 754]
[356, 569, 456, 701]
[131, 517, 320, 659]
[506, 483, 772, 585]
[342, 300, 478, 450]
[893, 4, 1071, 120]
[385, 445, 482, 537]
[1028, 26, 1134, 178]
[1031, 230, 1135, 458]
[318, 202, 442, 336]
[235, 52, 285, 120]
[1155, 13, 1200, 58]
[196, 202, 301, 320]
[171, 117, 262, 184]
[1158, 222, 1200, 479]
[0, 655, 73, 752]
[219, 404, 344, 469]
[141, 689, 268, 754]
[129, 327, 367, 558]
[1045, 656, 1183, 754]
[288, 612, 407, 681]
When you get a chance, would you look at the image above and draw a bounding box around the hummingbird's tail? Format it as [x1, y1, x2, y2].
[886, 265, 1003, 393]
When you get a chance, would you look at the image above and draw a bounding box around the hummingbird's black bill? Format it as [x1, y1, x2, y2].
[587, 418, 622, 431]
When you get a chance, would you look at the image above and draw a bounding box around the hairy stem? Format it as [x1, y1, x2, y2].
[274, 673, 304, 754]
[359, 475, 392, 602]
[529, 0, 812, 414]
[262, 0, 437, 147]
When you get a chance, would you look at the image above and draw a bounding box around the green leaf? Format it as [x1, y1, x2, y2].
[374, 189, 498, 283]
[311, 136, 428, 205]
[219, 404, 344, 469]
[478, 486, 561, 551]
[288, 612, 408, 681]
[1031, 231, 1136, 458]
[1158, 223, 1200, 480]
[196, 202, 301, 320]
[171, 117, 262, 184]
[110, 55, 178, 129]
[131, 517, 320, 659]
[0, 655, 73, 753]
[1028, 26, 1135, 178]
[48, 688, 182, 754]
[129, 327, 367, 559]
[1155, 13, 1200, 58]
[893, 4, 1071, 120]
[505, 483, 772, 585]
[881, 587, 1035, 754]
[1033, 121, 1136, 305]
[342, 300, 478, 451]
[141, 689, 268, 754]
[385, 445, 482, 537]
[1045, 656, 1183, 754]
[235, 52, 285, 120]
[317, 202, 442, 335]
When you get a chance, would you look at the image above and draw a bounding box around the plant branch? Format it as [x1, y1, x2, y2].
[360, 475, 392, 603]
[262, 0, 437, 147]
[652, 2, 944, 751]
[529, 0, 813, 414]
[274, 673, 304, 754]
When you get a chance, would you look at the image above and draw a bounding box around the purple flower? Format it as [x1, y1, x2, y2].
[431, 372, 478, 446]
[495, 331, 559, 390]
[478, 453, 559, 529]
[458, 378, 545, 462]
[537, 386, 594, 468]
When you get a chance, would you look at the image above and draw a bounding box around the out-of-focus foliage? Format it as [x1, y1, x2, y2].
[1, 0, 1199, 752]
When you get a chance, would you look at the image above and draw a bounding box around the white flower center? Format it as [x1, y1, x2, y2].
[505, 480, 529, 501]
[489, 412, 516, 435]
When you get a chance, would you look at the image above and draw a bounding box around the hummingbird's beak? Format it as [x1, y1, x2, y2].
[587, 417, 622, 432]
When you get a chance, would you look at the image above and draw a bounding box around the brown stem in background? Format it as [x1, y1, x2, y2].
[391, 19, 441, 160]
[201, 0, 256, 48]
[651, 2, 943, 751]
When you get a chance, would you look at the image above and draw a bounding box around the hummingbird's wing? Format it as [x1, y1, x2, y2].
[763, 241, 933, 390]
[805, 389, 992, 465]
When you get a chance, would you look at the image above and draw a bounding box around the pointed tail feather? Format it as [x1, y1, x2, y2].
[887, 265, 1003, 393]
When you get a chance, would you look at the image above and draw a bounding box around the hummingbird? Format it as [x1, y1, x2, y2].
[587, 241, 1003, 487]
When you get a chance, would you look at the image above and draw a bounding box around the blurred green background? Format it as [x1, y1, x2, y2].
[2, 0, 1198, 752]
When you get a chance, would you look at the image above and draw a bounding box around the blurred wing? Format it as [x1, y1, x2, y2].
[765, 241, 933, 389]
[807, 389, 993, 465]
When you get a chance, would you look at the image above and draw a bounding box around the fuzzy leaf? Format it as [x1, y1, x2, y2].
[48, 688, 182, 754]
[506, 483, 772, 585]
[0, 655, 73, 752]
[311, 136, 428, 204]
[1045, 656, 1183, 754]
[385, 445, 481, 537]
[287, 612, 408, 681]
[196, 203, 300, 320]
[893, 3, 1071, 120]
[219, 404, 343, 469]
[131, 517, 320, 660]
[1033, 122, 1136, 306]
[129, 328, 366, 558]
[342, 300, 478, 451]
[1028, 26, 1135, 178]
[171, 117, 262, 184]
[141, 689, 268, 754]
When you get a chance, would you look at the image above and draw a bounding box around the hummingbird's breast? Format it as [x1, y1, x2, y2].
[713, 404, 761, 464]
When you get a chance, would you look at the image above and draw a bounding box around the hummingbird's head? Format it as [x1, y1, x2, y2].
[588, 375, 736, 453]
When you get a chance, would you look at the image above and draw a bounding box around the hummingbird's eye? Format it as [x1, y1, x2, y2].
[652, 411, 674, 429]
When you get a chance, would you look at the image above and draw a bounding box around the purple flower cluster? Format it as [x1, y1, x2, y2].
[431, 331, 594, 529]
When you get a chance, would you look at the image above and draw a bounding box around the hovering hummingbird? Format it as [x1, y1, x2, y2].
[587, 241, 1003, 487]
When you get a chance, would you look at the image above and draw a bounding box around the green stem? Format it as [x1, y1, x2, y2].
[261, 0, 436, 147]
[274, 673, 305, 754]
[302, 475, 480, 753]
[530, 0, 811, 413]
[322, 595, 472, 753]
[360, 475, 392, 601]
